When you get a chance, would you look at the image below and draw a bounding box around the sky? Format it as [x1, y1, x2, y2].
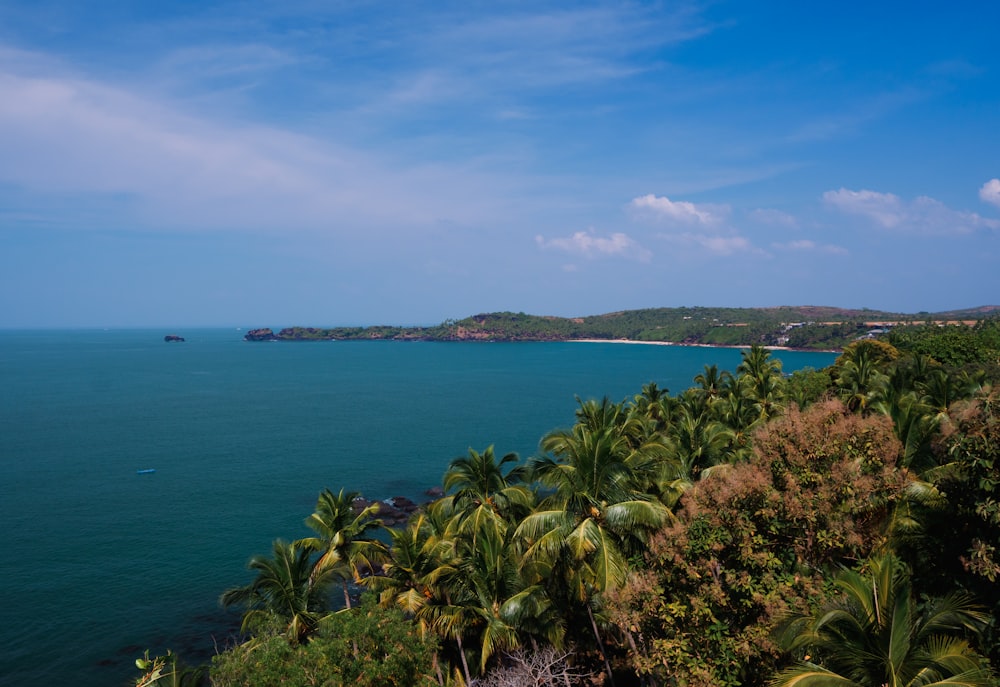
[0, 1, 998, 328]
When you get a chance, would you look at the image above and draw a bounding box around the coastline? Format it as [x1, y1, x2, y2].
[568, 338, 839, 353]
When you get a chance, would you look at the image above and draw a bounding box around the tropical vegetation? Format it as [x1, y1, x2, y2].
[139, 324, 1000, 686]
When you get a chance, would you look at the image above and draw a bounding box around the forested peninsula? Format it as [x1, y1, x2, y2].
[140, 320, 1000, 687]
[244, 304, 1000, 351]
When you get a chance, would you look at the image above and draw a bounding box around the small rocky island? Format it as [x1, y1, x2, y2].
[243, 328, 278, 341]
[163, 334, 185, 342]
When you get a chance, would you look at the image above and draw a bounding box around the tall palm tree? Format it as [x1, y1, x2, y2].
[425, 521, 561, 678]
[441, 446, 534, 530]
[738, 345, 786, 421]
[220, 539, 333, 643]
[918, 369, 970, 419]
[299, 488, 387, 609]
[693, 363, 731, 403]
[517, 423, 671, 685]
[837, 349, 888, 414]
[629, 382, 676, 438]
[669, 400, 733, 480]
[520, 423, 670, 581]
[772, 553, 993, 687]
[369, 512, 455, 685]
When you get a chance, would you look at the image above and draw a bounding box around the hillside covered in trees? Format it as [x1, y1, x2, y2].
[142, 322, 1000, 687]
[247, 304, 1000, 351]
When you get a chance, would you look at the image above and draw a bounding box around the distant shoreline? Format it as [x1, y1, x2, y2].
[569, 338, 840, 353]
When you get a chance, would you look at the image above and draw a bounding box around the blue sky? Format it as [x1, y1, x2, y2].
[1, 1, 998, 327]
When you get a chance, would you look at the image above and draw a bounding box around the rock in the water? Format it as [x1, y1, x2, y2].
[391, 496, 418, 513]
[164, 334, 185, 342]
[244, 328, 277, 341]
[424, 486, 445, 498]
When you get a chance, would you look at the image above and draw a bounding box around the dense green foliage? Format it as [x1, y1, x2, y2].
[210, 597, 439, 687]
[888, 319, 1000, 369]
[141, 335, 1000, 687]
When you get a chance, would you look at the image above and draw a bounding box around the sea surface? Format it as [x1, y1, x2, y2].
[0, 329, 836, 686]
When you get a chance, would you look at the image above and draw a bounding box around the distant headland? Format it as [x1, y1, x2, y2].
[244, 304, 1000, 351]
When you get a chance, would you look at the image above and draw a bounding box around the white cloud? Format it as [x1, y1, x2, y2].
[823, 187, 1000, 235]
[536, 230, 652, 262]
[630, 193, 727, 225]
[980, 178, 1000, 209]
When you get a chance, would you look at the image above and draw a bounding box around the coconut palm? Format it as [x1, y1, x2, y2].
[441, 446, 534, 530]
[918, 368, 978, 419]
[773, 553, 993, 687]
[425, 522, 561, 678]
[520, 423, 670, 583]
[517, 422, 671, 685]
[693, 363, 731, 403]
[629, 382, 676, 437]
[220, 539, 333, 643]
[669, 400, 733, 479]
[837, 348, 888, 414]
[299, 488, 387, 609]
[738, 345, 786, 420]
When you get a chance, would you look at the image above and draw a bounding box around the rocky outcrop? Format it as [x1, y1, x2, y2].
[164, 335, 185, 342]
[350, 494, 424, 527]
[243, 328, 277, 341]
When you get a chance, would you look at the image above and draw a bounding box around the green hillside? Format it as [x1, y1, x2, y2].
[252, 305, 1000, 350]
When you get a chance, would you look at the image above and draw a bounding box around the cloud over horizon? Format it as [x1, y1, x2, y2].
[823, 188, 1000, 235]
[535, 230, 652, 262]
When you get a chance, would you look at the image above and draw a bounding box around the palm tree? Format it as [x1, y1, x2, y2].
[630, 381, 676, 436]
[715, 386, 760, 462]
[517, 422, 671, 684]
[772, 553, 994, 687]
[693, 363, 731, 402]
[299, 488, 387, 609]
[837, 348, 888, 414]
[441, 446, 534, 529]
[220, 539, 333, 643]
[738, 345, 786, 421]
[369, 512, 455, 685]
[425, 521, 561, 678]
[669, 400, 733, 479]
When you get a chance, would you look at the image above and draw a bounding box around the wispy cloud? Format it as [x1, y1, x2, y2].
[628, 192, 763, 256]
[0, 48, 513, 232]
[629, 193, 728, 226]
[823, 187, 1000, 234]
[535, 230, 652, 262]
[980, 178, 1000, 209]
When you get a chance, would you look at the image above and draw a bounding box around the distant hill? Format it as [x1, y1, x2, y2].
[248, 305, 1000, 350]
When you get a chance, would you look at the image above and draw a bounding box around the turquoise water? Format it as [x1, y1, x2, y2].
[0, 329, 836, 686]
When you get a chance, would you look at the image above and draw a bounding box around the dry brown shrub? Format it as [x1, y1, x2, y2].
[607, 400, 912, 687]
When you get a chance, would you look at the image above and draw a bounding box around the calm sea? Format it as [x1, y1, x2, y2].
[0, 329, 836, 686]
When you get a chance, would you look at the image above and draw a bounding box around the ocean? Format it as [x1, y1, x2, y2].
[0, 329, 836, 686]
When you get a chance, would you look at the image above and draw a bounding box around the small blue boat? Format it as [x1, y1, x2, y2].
[136, 468, 156, 475]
